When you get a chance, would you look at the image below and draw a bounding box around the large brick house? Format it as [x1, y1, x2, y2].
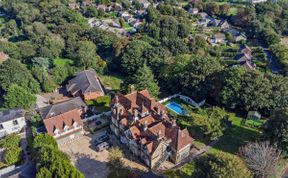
[66, 69, 105, 101]
[110, 89, 194, 168]
[39, 97, 87, 144]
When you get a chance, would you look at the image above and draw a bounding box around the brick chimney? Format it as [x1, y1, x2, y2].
[133, 109, 139, 122]
[130, 85, 135, 93]
[143, 121, 148, 132]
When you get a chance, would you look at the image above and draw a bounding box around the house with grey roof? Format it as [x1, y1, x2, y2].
[39, 97, 87, 144]
[66, 69, 105, 101]
[0, 108, 26, 138]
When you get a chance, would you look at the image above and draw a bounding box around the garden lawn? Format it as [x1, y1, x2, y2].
[86, 96, 111, 112]
[210, 115, 262, 154]
[98, 73, 124, 91]
[164, 161, 195, 178]
[177, 108, 263, 155]
[53, 58, 74, 66]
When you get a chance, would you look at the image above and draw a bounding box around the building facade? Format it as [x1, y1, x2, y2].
[39, 97, 87, 144]
[66, 69, 105, 101]
[0, 108, 26, 138]
[110, 89, 193, 168]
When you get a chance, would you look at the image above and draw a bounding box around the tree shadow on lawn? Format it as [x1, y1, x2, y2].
[212, 124, 262, 154]
[179, 116, 262, 154]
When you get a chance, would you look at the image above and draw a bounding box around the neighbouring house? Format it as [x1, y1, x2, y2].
[131, 20, 143, 28]
[250, 0, 267, 4]
[39, 97, 87, 144]
[197, 18, 210, 27]
[135, 10, 147, 17]
[211, 32, 226, 44]
[233, 33, 247, 42]
[68, 3, 80, 10]
[81, 0, 94, 7]
[235, 44, 256, 69]
[110, 89, 194, 169]
[209, 18, 221, 27]
[235, 53, 252, 62]
[198, 12, 208, 18]
[66, 69, 105, 101]
[240, 44, 252, 57]
[247, 111, 261, 120]
[241, 60, 256, 70]
[0, 108, 26, 138]
[0, 51, 9, 63]
[223, 28, 247, 42]
[218, 20, 230, 29]
[188, 8, 199, 15]
[138, 0, 151, 8]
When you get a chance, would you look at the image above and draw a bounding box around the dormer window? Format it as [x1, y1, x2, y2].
[63, 122, 69, 131]
[73, 121, 78, 128]
[53, 126, 60, 136]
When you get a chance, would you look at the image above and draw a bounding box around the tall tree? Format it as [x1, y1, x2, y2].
[0, 59, 40, 93]
[120, 40, 152, 75]
[107, 147, 124, 177]
[240, 141, 281, 178]
[132, 63, 160, 97]
[4, 84, 36, 109]
[263, 108, 288, 155]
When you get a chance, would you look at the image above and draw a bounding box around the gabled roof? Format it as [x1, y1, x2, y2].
[235, 53, 252, 62]
[0, 108, 25, 124]
[39, 97, 87, 119]
[43, 109, 83, 136]
[66, 69, 104, 96]
[167, 128, 193, 151]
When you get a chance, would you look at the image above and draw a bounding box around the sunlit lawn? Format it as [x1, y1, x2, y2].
[177, 108, 263, 155]
[86, 95, 111, 112]
[53, 57, 74, 66]
[98, 72, 124, 91]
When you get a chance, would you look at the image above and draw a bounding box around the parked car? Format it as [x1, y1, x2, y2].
[94, 134, 109, 146]
[95, 141, 112, 152]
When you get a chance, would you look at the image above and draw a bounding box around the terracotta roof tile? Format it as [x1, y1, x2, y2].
[43, 109, 83, 137]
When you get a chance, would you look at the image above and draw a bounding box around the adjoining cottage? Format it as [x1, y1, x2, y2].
[39, 97, 87, 144]
[211, 32, 226, 44]
[0, 108, 26, 138]
[247, 111, 261, 120]
[110, 89, 194, 168]
[66, 69, 105, 101]
[235, 44, 256, 70]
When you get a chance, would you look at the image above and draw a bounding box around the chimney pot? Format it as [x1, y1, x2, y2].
[130, 85, 135, 93]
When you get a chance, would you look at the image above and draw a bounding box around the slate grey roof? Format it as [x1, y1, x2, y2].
[0, 108, 25, 123]
[235, 53, 252, 62]
[66, 69, 104, 95]
[39, 97, 87, 119]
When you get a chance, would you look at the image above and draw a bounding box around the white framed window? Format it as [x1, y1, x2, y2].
[12, 120, 18, 125]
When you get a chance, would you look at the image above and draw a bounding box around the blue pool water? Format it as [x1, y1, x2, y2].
[166, 102, 186, 115]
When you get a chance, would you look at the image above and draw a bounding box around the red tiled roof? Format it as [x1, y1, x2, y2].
[145, 141, 160, 154]
[129, 125, 141, 140]
[138, 115, 156, 127]
[43, 109, 83, 136]
[169, 128, 193, 151]
[111, 89, 165, 115]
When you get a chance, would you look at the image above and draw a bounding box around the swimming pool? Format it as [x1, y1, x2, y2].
[166, 102, 186, 115]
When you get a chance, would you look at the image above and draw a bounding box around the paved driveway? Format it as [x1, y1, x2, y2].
[60, 131, 147, 178]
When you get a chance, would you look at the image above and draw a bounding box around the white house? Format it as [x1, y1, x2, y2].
[0, 108, 26, 138]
